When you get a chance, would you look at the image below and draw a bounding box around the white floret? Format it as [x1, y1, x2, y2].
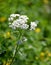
[20, 24, 29, 29]
[10, 14, 20, 17]
[19, 15, 29, 20]
[30, 22, 37, 30]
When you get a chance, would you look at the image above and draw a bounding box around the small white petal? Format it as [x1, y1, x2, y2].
[20, 24, 29, 29]
[30, 22, 37, 30]
[19, 15, 29, 20]
[10, 14, 20, 18]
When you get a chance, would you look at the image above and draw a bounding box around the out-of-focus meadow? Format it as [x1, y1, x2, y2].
[0, 0, 51, 65]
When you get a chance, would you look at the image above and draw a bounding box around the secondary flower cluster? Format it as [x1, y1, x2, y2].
[8, 14, 38, 30]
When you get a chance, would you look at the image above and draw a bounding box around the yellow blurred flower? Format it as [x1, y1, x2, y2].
[4, 32, 11, 38]
[43, 0, 48, 4]
[6, 32, 11, 38]
[40, 52, 45, 60]
[35, 28, 41, 33]
[6, 63, 10, 65]
[40, 52, 45, 57]
[48, 53, 51, 57]
[0, 17, 6, 22]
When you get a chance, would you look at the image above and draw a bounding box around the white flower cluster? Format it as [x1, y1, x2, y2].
[8, 14, 38, 30]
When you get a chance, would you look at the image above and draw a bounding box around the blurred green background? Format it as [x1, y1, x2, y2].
[0, 0, 51, 65]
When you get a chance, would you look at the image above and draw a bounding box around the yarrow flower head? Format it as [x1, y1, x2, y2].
[8, 14, 38, 30]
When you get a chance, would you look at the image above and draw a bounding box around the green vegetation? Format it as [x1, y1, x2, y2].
[0, 0, 51, 65]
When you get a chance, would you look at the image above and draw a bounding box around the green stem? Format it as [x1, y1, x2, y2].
[10, 44, 19, 65]
[10, 32, 21, 65]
